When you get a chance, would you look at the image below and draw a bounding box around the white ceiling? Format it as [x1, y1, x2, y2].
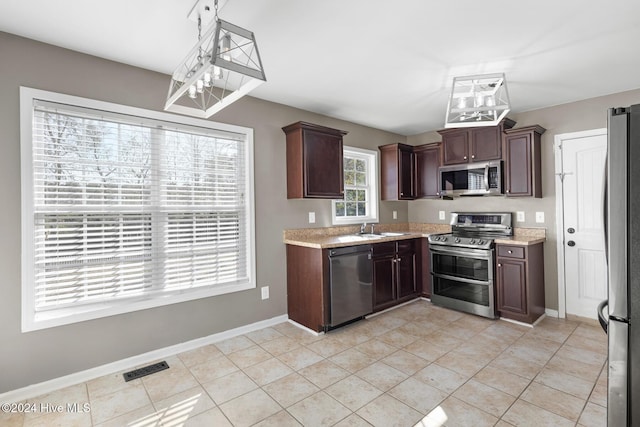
[2, 0, 640, 135]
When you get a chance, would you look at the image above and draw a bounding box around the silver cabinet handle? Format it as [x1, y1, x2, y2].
[472, 155, 475, 159]
[508, 250, 513, 254]
[463, 156, 467, 160]
[497, 263, 502, 267]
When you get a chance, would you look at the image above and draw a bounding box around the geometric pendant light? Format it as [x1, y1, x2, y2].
[165, 0, 266, 118]
[444, 73, 510, 128]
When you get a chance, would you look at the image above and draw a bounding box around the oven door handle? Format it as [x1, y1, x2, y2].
[431, 272, 492, 286]
[429, 246, 493, 260]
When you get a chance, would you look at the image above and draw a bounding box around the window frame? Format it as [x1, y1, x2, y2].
[20, 87, 256, 332]
[332, 146, 379, 225]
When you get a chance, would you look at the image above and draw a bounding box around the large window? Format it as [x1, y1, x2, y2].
[332, 146, 379, 225]
[20, 88, 255, 331]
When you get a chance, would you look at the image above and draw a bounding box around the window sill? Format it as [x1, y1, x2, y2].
[22, 281, 255, 332]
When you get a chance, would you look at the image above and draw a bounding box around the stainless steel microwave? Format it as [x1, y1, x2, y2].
[439, 161, 503, 197]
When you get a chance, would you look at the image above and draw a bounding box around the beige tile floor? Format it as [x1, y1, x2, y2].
[1, 300, 608, 427]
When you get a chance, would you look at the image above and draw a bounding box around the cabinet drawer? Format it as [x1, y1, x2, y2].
[497, 245, 525, 259]
[397, 239, 416, 254]
[372, 242, 396, 257]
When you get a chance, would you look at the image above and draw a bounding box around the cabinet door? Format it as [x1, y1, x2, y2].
[397, 251, 417, 299]
[303, 129, 344, 198]
[504, 133, 533, 197]
[497, 258, 527, 315]
[398, 146, 415, 199]
[415, 145, 441, 198]
[470, 127, 501, 161]
[442, 130, 469, 165]
[373, 255, 396, 308]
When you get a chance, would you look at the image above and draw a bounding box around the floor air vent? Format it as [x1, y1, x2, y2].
[123, 361, 169, 382]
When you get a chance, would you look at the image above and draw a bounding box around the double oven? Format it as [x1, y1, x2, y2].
[428, 212, 513, 319]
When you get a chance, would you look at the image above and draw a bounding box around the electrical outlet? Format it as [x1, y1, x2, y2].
[516, 211, 525, 222]
[392, 210, 397, 220]
[308, 212, 315, 224]
[536, 211, 545, 223]
[261, 286, 269, 300]
[439, 211, 445, 220]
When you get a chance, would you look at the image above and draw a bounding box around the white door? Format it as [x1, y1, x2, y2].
[559, 130, 608, 319]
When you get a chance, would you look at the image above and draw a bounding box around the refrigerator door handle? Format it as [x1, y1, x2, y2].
[597, 299, 608, 334]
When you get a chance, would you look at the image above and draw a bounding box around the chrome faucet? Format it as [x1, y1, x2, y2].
[360, 222, 367, 234]
[370, 224, 375, 234]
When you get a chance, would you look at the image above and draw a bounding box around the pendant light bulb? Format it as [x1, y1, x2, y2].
[213, 66, 223, 79]
[196, 79, 204, 93]
[203, 70, 213, 87]
[188, 85, 197, 99]
[222, 34, 232, 61]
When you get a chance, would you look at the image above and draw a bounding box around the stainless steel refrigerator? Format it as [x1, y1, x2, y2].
[598, 104, 640, 426]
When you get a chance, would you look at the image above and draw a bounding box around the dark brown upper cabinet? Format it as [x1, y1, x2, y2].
[379, 143, 415, 200]
[414, 143, 441, 198]
[282, 121, 347, 199]
[503, 125, 546, 198]
[438, 119, 516, 165]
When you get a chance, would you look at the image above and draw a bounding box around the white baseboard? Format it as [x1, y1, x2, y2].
[545, 308, 559, 318]
[499, 316, 534, 328]
[287, 319, 323, 336]
[0, 314, 288, 404]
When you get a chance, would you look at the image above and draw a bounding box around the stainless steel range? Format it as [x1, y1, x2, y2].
[428, 212, 513, 318]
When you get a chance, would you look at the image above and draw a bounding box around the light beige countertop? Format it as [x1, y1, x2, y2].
[496, 227, 547, 246]
[283, 223, 545, 249]
[283, 223, 449, 249]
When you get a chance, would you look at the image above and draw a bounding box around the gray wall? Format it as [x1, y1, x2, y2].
[407, 89, 640, 311]
[0, 32, 406, 393]
[3, 29, 640, 393]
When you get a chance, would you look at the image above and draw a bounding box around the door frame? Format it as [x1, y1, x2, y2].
[554, 128, 607, 319]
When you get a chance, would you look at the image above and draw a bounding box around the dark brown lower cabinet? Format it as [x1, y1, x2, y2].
[372, 239, 418, 311]
[286, 238, 423, 331]
[285, 245, 329, 332]
[496, 243, 545, 324]
[419, 238, 431, 298]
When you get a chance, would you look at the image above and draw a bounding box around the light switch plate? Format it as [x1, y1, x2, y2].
[439, 211, 445, 220]
[261, 286, 269, 300]
[308, 212, 315, 224]
[516, 211, 525, 222]
[393, 210, 397, 220]
[536, 211, 545, 223]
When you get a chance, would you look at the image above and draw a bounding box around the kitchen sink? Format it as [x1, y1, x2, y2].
[353, 233, 384, 239]
[349, 232, 409, 239]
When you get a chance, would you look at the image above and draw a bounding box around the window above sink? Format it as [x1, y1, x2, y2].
[332, 146, 379, 225]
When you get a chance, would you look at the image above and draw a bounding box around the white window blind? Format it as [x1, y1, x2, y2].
[21, 88, 255, 330]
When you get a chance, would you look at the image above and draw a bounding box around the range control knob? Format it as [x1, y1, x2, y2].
[441, 236, 447, 242]
[469, 239, 475, 244]
[432, 236, 439, 241]
[478, 240, 485, 245]
[454, 238, 461, 243]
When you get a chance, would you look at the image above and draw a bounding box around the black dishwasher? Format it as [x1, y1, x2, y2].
[328, 245, 373, 328]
